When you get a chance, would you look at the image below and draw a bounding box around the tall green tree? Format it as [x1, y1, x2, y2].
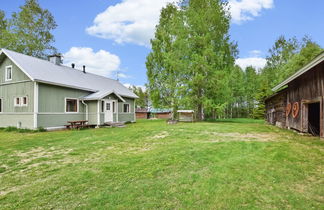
[0, 0, 57, 58]
[0, 10, 6, 31]
[129, 86, 149, 108]
[255, 36, 323, 119]
[184, 0, 237, 120]
[146, 3, 186, 119]
[228, 65, 246, 118]
[244, 66, 259, 116]
[147, 0, 237, 121]
[261, 35, 322, 90]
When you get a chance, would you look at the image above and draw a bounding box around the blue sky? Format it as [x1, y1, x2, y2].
[2, 0, 324, 88]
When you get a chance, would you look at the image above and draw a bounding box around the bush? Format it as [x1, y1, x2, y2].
[2, 126, 47, 133]
[37, 127, 47, 132]
[4, 126, 19, 132]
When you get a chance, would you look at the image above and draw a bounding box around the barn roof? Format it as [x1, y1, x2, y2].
[272, 51, 324, 91]
[0, 49, 138, 99]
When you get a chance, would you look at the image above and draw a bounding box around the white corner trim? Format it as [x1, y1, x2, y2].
[33, 82, 38, 128]
[116, 100, 119, 122]
[0, 97, 3, 113]
[97, 100, 100, 126]
[81, 100, 88, 121]
[134, 100, 136, 122]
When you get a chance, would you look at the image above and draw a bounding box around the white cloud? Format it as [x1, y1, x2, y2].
[124, 83, 146, 91]
[229, 0, 274, 24]
[87, 0, 273, 47]
[236, 57, 266, 70]
[249, 50, 262, 57]
[86, 0, 175, 46]
[63, 47, 121, 77]
[118, 73, 130, 79]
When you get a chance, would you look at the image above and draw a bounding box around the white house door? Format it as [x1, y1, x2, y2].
[104, 100, 113, 122]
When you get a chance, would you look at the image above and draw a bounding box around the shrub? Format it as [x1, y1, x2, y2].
[37, 127, 47, 132]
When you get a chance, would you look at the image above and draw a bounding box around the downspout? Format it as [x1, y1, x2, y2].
[81, 100, 88, 121]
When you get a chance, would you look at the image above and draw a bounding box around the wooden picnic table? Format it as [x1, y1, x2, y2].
[66, 120, 88, 129]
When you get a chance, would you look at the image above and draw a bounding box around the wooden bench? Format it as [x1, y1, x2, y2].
[66, 120, 89, 129]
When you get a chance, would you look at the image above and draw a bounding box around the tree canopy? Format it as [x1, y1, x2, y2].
[0, 0, 57, 58]
[147, 0, 237, 120]
[147, 0, 323, 120]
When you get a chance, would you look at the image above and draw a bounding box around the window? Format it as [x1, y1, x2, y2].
[106, 103, 111, 111]
[22, 96, 28, 106]
[14, 96, 28, 107]
[5, 66, 12, 81]
[66, 98, 78, 112]
[0, 98, 2, 112]
[101, 101, 104, 112]
[14, 97, 20, 107]
[113, 101, 116, 113]
[123, 104, 130, 113]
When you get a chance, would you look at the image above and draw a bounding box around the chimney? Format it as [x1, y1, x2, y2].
[48, 54, 62, 65]
[71, 63, 75, 68]
[83, 65, 86, 73]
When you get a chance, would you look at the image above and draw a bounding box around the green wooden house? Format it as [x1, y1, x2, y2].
[0, 49, 138, 129]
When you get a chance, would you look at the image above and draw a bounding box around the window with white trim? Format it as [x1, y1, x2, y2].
[22, 96, 28, 106]
[101, 101, 104, 112]
[66, 98, 78, 112]
[0, 98, 2, 112]
[5, 66, 12, 81]
[113, 101, 116, 113]
[123, 104, 130, 113]
[14, 97, 20, 107]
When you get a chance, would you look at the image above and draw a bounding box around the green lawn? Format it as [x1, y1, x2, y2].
[0, 119, 323, 209]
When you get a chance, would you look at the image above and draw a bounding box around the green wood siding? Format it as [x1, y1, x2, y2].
[37, 83, 91, 128]
[0, 81, 34, 112]
[37, 114, 85, 128]
[118, 97, 135, 122]
[0, 57, 30, 83]
[87, 101, 98, 125]
[38, 83, 90, 113]
[0, 56, 34, 129]
[0, 114, 34, 128]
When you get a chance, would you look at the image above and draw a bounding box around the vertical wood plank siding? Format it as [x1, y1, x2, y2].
[0, 56, 34, 128]
[266, 61, 324, 137]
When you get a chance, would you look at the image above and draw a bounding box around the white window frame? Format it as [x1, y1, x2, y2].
[113, 101, 117, 113]
[101, 100, 105, 113]
[14, 97, 21, 107]
[0, 98, 3, 113]
[5, 65, 13, 82]
[21, 96, 28, 107]
[123, 103, 130, 113]
[65, 98, 79, 113]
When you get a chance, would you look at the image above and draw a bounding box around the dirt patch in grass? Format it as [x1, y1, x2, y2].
[152, 131, 169, 139]
[15, 147, 73, 164]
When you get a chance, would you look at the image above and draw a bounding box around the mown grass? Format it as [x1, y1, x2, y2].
[0, 119, 323, 209]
